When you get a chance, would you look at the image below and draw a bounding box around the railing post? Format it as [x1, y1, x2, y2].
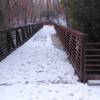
[16, 30, 21, 46]
[21, 28, 26, 41]
[80, 34, 87, 83]
[28, 26, 32, 37]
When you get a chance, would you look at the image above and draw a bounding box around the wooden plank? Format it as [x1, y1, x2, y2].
[85, 64, 100, 67]
[85, 59, 100, 62]
[85, 55, 100, 57]
[86, 43, 100, 45]
[85, 49, 100, 51]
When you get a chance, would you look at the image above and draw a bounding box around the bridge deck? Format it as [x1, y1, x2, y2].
[0, 25, 100, 100]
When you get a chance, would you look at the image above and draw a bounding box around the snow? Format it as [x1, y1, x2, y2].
[0, 25, 100, 100]
[52, 18, 67, 26]
[88, 80, 100, 86]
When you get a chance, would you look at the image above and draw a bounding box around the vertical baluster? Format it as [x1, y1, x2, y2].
[26, 27, 28, 38]
[29, 26, 31, 37]
[16, 30, 21, 46]
[80, 35, 87, 82]
[21, 28, 26, 41]
[30, 26, 32, 35]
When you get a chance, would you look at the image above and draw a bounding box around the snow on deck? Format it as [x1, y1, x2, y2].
[0, 25, 100, 100]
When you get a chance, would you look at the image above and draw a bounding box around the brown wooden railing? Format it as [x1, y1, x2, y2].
[0, 23, 43, 61]
[54, 23, 100, 82]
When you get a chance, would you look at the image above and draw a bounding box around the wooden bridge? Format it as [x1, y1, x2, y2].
[0, 22, 100, 83]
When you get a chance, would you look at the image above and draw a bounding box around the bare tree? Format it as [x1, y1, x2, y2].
[0, 0, 8, 29]
[52, 0, 60, 23]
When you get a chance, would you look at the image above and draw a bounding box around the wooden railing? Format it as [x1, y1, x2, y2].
[54, 24, 87, 82]
[54, 23, 100, 82]
[0, 23, 43, 61]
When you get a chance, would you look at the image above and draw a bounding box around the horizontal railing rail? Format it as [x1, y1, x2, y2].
[0, 23, 43, 61]
[84, 42, 100, 80]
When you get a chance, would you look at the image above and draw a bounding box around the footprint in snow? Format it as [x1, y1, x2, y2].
[79, 98, 84, 100]
[35, 97, 39, 99]
[55, 90, 60, 93]
[50, 80, 60, 84]
[38, 91, 41, 93]
[20, 90, 23, 93]
[58, 76, 63, 80]
[0, 83, 13, 86]
[17, 81, 22, 84]
[52, 97, 57, 100]
[69, 93, 74, 97]
[35, 65, 44, 73]
[36, 80, 45, 84]
[37, 65, 44, 69]
[36, 70, 44, 73]
[19, 69, 24, 72]
[25, 81, 29, 84]
[23, 77, 27, 79]
[48, 90, 53, 92]
[47, 63, 51, 65]
[27, 61, 32, 65]
[62, 81, 68, 84]
[21, 64, 25, 66]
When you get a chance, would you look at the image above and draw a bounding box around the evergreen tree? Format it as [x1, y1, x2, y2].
[61, 0, 100, 42]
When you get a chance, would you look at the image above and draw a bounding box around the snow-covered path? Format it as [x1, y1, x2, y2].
[0, 25, 100, 100]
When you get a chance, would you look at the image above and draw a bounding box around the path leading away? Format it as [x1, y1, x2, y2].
[0, 25, 100, 100]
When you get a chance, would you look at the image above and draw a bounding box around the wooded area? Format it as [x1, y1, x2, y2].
[0, 0, 61, 30]
[61, 0, 100, 42]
